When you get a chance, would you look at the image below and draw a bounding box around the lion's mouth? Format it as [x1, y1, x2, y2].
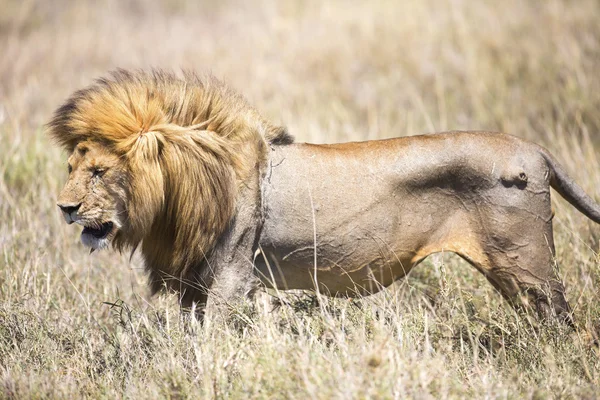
[82, 222, 114, 239]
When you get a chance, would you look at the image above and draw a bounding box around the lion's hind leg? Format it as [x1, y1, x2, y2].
[461, 206, 573, 325]
[415, 204, 573, 325]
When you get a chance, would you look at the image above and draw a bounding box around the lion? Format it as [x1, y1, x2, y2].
[48, 69, 600, 324]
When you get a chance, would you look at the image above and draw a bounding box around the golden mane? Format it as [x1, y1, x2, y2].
[47, 69, 292, 296]
[47, 69, 292, 152]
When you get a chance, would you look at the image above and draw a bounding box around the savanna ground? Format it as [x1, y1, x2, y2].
[1, 0, 600, 398]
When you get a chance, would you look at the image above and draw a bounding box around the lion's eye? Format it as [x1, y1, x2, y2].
[92, 168, 106, 178]
[67, 164, 73, 174]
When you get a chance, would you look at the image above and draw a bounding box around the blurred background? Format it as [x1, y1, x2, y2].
[1, 0, 600, 397]
[3, 0, 600, 143]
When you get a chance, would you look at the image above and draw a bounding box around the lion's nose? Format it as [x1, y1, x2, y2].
[57, 203, 81, 215]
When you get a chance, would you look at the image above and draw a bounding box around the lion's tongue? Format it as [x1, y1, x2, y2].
[83, 222, 113, 238]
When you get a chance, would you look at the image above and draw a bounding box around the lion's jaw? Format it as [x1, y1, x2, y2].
[57, 141, 128, 251]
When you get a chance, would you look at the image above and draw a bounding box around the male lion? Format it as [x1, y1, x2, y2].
[48, 69, 600, 324]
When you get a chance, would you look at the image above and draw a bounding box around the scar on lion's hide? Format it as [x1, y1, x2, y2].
[48, 69, 600, 325]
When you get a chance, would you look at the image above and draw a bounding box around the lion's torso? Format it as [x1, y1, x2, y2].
[256, 131, 550, 295]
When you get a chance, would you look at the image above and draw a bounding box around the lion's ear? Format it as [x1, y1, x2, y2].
[126, 132, 165, 237]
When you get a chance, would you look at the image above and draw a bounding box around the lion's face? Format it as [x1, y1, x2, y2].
[57, 141, 128, 250]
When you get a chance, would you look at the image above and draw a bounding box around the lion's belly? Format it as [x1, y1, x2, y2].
[257, 193, 453, 295]
[256, 238, 419, 295]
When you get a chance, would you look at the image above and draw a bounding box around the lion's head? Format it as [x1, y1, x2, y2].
[57, 140, 127, 250]
[48, 69, 292, 293]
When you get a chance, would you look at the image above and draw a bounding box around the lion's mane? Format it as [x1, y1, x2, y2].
[47, 69, 292, 294]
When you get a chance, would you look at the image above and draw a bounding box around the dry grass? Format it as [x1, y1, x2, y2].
[1, 0, 600, 398]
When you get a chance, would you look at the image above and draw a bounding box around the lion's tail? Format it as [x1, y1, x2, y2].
[540, 148, 600, 224]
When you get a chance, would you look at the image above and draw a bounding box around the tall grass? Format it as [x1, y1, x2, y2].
[1, 0, 599, 397]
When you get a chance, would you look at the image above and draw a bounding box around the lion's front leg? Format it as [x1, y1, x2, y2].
[179, 220, 262, 322]
[204, 245, 261, 321]
[204, 189, 264, 321]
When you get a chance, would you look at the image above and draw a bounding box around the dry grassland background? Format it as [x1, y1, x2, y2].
[1, 0, 600, 398]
